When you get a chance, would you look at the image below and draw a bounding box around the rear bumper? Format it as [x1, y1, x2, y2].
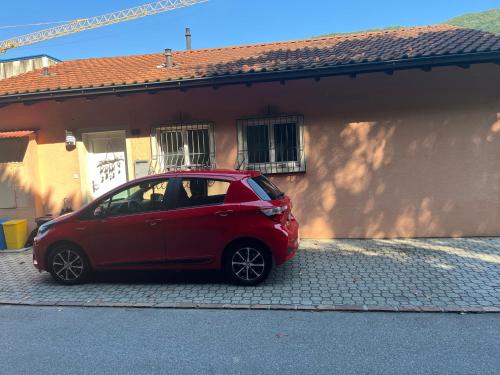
[274, 218, 299, 265]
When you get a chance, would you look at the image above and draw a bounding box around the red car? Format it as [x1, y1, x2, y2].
[33, 170, 299, 286]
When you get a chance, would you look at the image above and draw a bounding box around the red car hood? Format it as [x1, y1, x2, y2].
[47, 211, 76, 225]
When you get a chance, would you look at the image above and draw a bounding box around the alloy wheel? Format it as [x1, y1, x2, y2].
[52, 249, 84, 282]
[231, 247, 266, 282]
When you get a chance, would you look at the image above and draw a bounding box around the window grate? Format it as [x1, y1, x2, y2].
[150, 122, 216, 174]
[236, 114, 305, 174]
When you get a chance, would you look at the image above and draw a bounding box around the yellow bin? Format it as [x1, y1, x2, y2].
[3, 219, 28, 250]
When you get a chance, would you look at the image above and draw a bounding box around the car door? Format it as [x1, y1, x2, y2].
[161, 177, 235, 264]
[88, 178, 172, 268]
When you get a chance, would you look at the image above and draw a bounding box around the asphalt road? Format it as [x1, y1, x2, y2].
[0, 306, 499, 375]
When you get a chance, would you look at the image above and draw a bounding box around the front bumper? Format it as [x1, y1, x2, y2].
[32, 236, 48, 271]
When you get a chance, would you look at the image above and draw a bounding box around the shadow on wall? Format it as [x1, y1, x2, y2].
[0, 137, 77, 229]
[194, 29, 500, 239]
[272, 111, 500, 239]
[0, 166, 77, 228]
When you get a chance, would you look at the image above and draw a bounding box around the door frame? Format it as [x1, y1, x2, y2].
[78, 130, 130, 203]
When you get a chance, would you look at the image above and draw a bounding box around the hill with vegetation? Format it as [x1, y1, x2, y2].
[447, 9, 499, 34]
[319, 9, 500, 37]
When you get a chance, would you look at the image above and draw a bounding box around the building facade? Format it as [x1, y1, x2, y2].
[0, 26, 499, 238]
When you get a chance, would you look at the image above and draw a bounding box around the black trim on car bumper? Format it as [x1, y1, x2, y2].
[105, 258, 213, 268]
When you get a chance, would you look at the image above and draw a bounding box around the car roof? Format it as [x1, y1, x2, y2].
[81, 169, 261, 207]
[140, 169, 261, 181]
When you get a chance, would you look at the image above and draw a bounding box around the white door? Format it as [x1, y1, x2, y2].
[84, 131, 128, 199]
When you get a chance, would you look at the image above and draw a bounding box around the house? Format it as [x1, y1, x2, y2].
[0, 55, 60, 80]
[0, 25, 499, 238]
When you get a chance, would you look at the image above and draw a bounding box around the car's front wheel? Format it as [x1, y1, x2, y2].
[48, 245, 91, 285]
[223, 243, 272, 286]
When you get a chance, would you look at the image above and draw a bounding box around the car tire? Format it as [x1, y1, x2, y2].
[48, 245, 91, 285]
[223, 242, 272, 286]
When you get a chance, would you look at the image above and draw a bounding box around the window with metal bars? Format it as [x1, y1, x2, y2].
[236, 115, 305, 174]
[151, 122, 215, 172]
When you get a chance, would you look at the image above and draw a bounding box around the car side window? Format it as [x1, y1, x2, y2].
[176, 178, 230, 209]
[98, 179, 170, 217]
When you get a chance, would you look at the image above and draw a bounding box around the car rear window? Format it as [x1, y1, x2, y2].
[248, 175, 284, 201]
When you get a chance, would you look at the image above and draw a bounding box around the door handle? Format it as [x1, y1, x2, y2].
[146, 219, 162, 226]
[215, 210, 233, 217]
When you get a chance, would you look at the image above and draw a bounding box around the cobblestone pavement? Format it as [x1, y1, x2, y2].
[1, 238, 499, 312]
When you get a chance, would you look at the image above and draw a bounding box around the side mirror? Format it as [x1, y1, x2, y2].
[94, 205, 105, 217]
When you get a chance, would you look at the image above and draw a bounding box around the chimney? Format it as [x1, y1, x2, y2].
[185, 27, 192, 50]
[164, 48, 173, 68]
[42, 56, 50, 76]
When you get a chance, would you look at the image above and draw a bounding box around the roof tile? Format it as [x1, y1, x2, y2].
[0, 130, 35, 139]
[0, 25, 499, 97]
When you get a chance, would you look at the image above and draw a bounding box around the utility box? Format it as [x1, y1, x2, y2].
[134, 160, 150, 179]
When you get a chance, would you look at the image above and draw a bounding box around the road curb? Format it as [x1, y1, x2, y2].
[0, 299, 499, 313]
[0, 247, 32, 254]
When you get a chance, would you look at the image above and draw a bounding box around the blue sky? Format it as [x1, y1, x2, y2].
[1, 0, 499, 60]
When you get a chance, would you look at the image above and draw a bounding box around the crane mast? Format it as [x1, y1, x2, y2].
[0, 0, 207, 53]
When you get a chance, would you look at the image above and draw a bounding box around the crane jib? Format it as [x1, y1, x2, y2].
[0, 0, 208, 53]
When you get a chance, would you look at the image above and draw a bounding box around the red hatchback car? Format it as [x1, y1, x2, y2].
[33, 170, 299, 286]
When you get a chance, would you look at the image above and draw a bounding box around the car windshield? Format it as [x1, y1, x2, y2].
[249, 175, 284, 201]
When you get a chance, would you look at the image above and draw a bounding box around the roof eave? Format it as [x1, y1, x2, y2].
[1, 51, 499, 104]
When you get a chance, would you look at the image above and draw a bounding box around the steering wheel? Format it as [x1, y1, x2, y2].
[127, 200, 142, 213]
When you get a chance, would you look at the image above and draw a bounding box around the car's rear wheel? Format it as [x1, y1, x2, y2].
[223, 243, 272, 286]
[48, 245, 91, 285]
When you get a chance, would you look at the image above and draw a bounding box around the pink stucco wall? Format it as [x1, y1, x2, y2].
[0, 63, 499, 238]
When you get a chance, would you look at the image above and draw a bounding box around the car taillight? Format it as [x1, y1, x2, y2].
[260, 205, 288, 222]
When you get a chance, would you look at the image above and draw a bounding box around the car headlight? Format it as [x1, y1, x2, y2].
[37, 222, 53, 235]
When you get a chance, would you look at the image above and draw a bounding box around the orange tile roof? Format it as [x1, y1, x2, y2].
[0, 130, 35, 139]
[0, 25, 499, 98]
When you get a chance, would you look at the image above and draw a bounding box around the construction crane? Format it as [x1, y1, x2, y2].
[0, 0, 207, 53]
